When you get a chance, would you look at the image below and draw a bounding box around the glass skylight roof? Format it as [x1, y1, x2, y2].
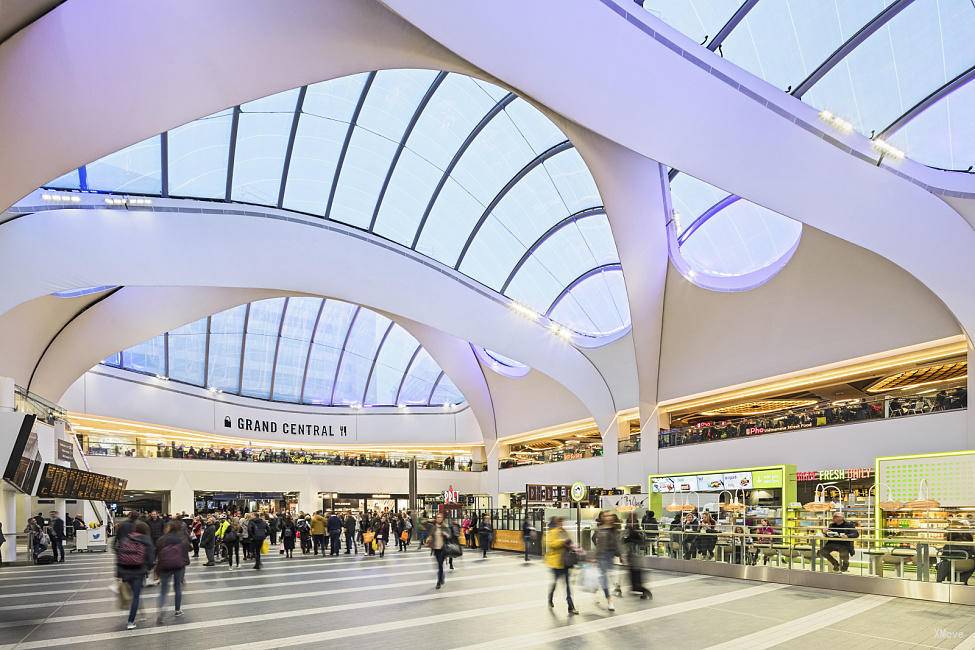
[102, 297, 465, 408]
[642, 0, 975, 172]
[669, 172, 801, 282]
[43, 70, 627, 339]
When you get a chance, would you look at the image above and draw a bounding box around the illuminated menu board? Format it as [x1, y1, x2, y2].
[36, 464, 127, 501]
[652, 472, 754, 493]
[526, 484, 570, 503]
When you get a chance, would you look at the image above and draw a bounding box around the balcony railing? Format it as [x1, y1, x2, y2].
[500, 444, 603, 469]
[81, 440, 486, 472]
[659, 387, 967, 449]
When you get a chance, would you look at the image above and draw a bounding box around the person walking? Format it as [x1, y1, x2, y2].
[268, 514, 279, 547]
[49, 511, 65, 563]
[377, 515, 390, 558]
[155, 521, 190, 624]
[477, 513, 493, 559]
[623, 512, 652, 599]
[281, 516, 297, 558]
[223, 516, 241, 570]
[522, 517, 535, 562]
[116, 520, 155, 630]
[545, 517, 578, 615]
[417, 511, 430, 550]
[343, 511, 356, 554]
[310, 511, 326, 556]
[189, 516, 202, 558]
[200, 516, 217, 566]
[594, 511, 623, 610]
[249, 512, 268, 570]
[297, 515, 312, 555]
[425, 511, 453, 589]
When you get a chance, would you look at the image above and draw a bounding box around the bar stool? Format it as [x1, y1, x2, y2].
[885, 549, 916, 578]
[792, 544, 813, 570]
[862, 548, 887, 576]
[772, 543, 791, 567]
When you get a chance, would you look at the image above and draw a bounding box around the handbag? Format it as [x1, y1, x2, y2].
[444, 540, 462, 558]
[371, 539, 379, 551]
[363, 531, 375, 544]
[400, 530, 410, 542]
[580, 563, 600, 592]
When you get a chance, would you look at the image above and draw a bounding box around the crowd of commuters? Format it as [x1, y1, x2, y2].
[83, 442, 481, 471]
[23, 511, 88, 563]
[660, 387, 968, 448]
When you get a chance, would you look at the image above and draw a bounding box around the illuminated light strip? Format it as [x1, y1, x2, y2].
[699, 399, 818, 417]
[872, 137, 905, 160]
[657, 336, 968, 416]
[41, 192, 81, 203]
[865, 360, 967, 393]
[508, 301, 540, 321]
[818, 110, 853, 134]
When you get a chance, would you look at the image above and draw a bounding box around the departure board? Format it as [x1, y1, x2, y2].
[35, 464, 127, 501]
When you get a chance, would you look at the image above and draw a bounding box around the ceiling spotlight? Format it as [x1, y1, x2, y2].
[442, 402, 453, 410]
[397, 403, 408, 410]
[155, 374, 168, 381]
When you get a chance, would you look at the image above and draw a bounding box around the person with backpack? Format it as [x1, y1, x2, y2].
[327, 510, 343, 556]
[155, 521, 190, 624]
[200, 516, 217, 566]
[248, 512, 268, 570]
[223, 516, 241, 570]
[297, 515, 312, 554]
[545, 517, 579, 615]
[281, 516, 297, 558]
[240, 513, 253, 561]
[49, 511, 66, 563]
[116, 520, 155, 630]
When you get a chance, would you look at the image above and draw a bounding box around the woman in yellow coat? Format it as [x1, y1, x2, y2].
[545, 517, 579, 614]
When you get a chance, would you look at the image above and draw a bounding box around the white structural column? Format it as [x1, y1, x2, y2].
[969, 339, 975, 449]
[568, 128, 669, 480]
[0, 487, 17, 563]
[170, 475, 195, 516]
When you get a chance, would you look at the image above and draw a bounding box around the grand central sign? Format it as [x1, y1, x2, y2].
[215, 403, 357, 441]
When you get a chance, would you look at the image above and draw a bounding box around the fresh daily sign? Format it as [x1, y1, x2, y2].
[214, 403, 357, 442]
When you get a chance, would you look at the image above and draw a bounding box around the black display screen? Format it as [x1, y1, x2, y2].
[3, 414, 41, 494]
[35, 464, 127, 501]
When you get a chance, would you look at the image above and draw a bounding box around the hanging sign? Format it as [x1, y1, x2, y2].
[443, 485, 459, 504]
[796, 468, 873, 482]
[570, 482, 588, 503]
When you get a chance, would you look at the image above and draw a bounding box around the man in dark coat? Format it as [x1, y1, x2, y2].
[327, 511, 343, 556]
[49, 511, 65, 563]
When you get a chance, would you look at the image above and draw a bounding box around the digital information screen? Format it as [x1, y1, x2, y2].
[526, 484, 570, 503]
[2, 414, 40, 494]
[35, 464, 127, 501]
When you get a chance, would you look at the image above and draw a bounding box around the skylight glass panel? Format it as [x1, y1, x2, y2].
[397, 348, 442, 404]
[85, 135, 162, 194]
[230, 89, 300, 205]
[544, 148, 602, 213]
[472, 78, 510, 102]
[430, 374, 463, 406]
[505, 256, 565, 315]
[332, 311, 391, 404]
[502, 98, 566, 154]
[282, 75, 367, 216]
[887, 78, 975, 171]
[549, 268, 630, 336]
[45, 168, 81, 190]
[302, 74, 367, 122]
[408, 74, 498, 169]
[328, 70, 437, 228]
[121, 334, 166, 376]
[721, 1, 889, 92]
[414, 178, 484, 265]
[370, 148, 442, 245]
[669, 172, 727, 237]
[640, 0, 744, 47]
[458, 216, 525, 290]
[680, 199, 801, 277]
[206, 304, 247, 392]
[484, 162, 569, 249]
[103, 352, 121, 367]
[301, 301, 357, 404]
[240, 298, 286, 398]
[271, 298, 321, 402]
[364, 327, 420, 405]
[449, 111, 535, 205]
[168, 318, 207, 385]
[167, 109, 233, 198]
[803, 0, 975, 136]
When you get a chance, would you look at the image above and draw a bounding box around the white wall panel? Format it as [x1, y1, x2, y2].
[659, 227, 961, 400]
[497, 457, 604, 494]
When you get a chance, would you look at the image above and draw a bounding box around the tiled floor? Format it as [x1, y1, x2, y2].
[0, 546, 972, 648]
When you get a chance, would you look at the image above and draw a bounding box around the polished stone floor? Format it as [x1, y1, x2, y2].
[0, 545, 973, 648]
